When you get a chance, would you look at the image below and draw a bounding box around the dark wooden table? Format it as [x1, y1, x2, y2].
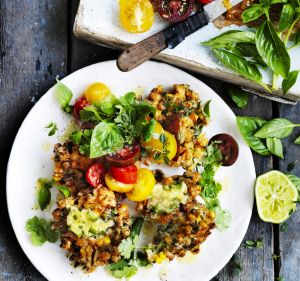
[0, 1, 299, 281]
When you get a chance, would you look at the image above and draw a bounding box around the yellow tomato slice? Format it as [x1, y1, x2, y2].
[164, 131, 177, 161]
[119, 0, 154, 33]
[126, 168, 155, 202]
[105, 174, 135, 193]
[84, 82, 111, 104]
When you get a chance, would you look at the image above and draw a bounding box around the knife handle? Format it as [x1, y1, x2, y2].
[117, 32, 166, 72]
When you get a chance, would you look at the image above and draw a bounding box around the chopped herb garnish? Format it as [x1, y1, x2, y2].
[45, 122, 58, 136]
[242, 239, 263, 249]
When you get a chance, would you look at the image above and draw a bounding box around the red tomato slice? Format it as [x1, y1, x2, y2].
[105, 142, 140, 167]
[73, 96, 89, 120]
[197, 0, 213, 4]
[110, 165, 138, 184]
[85, 163, 105, 188]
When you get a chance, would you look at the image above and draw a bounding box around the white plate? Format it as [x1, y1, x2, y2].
[7, 61, 255, 281]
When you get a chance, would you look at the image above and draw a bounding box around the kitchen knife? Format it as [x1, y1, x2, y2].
[117, 0, 243, 72]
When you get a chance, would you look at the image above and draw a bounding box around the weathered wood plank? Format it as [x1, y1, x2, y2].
[278, 103, 300, 281]
[197, 79, 275, 281]
[0, 0, 68, 280]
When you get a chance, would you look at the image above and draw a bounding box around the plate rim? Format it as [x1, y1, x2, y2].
[6, 60, 255, 281]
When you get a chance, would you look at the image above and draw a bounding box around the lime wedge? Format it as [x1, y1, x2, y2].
[255, 170, 298, 224]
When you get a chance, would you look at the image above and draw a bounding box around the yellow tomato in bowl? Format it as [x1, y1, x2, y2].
[105, 174, 135, 193]
[84, 82, 111, 104]
[119, 0, 154, 33]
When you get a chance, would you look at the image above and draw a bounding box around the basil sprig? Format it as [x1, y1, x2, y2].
[228, 86, 248, 109]
[202, 0, 300, 95]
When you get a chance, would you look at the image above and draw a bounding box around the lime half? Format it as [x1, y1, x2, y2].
[255, 170, 298, 224]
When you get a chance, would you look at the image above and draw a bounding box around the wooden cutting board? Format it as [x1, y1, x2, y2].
[73, 0, 300, 104]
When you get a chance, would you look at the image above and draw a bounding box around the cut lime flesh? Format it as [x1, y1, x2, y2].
[255, 170, 298, 224]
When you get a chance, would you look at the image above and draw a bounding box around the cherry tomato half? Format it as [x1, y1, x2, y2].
[119, 0, 154, 33]
[105, 173, 135, 193]
[209, 134, 239, 166]
[110, 165, 138, 184]
[157, 0, 194, 23]
[73, 97, 89, 120]
[85, 163, 105, 188]
[105, 142, 140, 167]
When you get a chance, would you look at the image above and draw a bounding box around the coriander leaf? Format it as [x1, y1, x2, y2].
[118, 237, 135, 259]
[282, 70, 299, 95]
[242, 4, 264, 23]
[106, 260, 129, 271]
[111, 265, 138, 279]
[266, 138, 284, 159]
[203, 100, 211, 118]
[214, 207, 231, 231]
[212, 49, 267, 89]
[236, 116, 270, 156]
[79, 105, 103, 122]
[142, 119, 156, 142]
[202, 31, 255, 48]
[55, 79, 73, 113]
[96, 94, 119, 115]
[89, 122, 124, 158]
[256, 21, 290, 79]
[70, 130, 82, 144]
[279, 4, 296, 32]
[37, 178, 52, 210]
[254, 118, 299, 139]
[205, 143, 223, 165]
[294, 135, 300, 144]
[54, 184, 71, 198]
[119, 92, 136, 106]
[25, 216, 59, 246]
[133, 101, 156, 136]
[228, 86, 248, 109]
[45, 122, 58, 136]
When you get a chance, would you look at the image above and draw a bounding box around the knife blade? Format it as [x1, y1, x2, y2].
[117, 0, 243, 72]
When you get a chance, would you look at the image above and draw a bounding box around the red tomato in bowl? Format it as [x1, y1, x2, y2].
[110, 165, 138, 184]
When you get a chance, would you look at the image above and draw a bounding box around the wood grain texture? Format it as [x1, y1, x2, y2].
[278, 103, 300, 281]
[0, 0, 67, 280]
[196, 78, 275, 281]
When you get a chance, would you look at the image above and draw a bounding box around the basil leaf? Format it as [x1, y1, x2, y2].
[279, 4, 296, 32]
[203, 100, 211, 117]
[254, 118, 299, 138]
[130, 217, 144, 239]
[282, 70, 299, 95]
[266, 138, 284, 159]
[54, 184, 71, 198]
[89, 122, 124, 158]
[213, 49, 264, 86]
[285, 174, 300, 201]
[236, 116, 270, 156]
[242, 4, 265, 23]
[55, 80, 73, 113]
[256, 21, 290, 78]
[95, 94, 119, 116]
[79, 105, 104, 122]
[228, 86, 248, 108]
[231, 43, 267, 68]
[294, 135, 300, 144]
[202, 31, 255, 48]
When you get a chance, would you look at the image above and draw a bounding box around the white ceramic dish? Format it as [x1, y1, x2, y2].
[7, 60, 256, 281]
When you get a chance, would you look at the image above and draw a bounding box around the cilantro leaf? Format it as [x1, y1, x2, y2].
[111, 265, 138, 279]
[118, 237, 135, 259]
[119, 92, 136, 106]
[214, 207, 232, 231]
[25, 216, 59, 246]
